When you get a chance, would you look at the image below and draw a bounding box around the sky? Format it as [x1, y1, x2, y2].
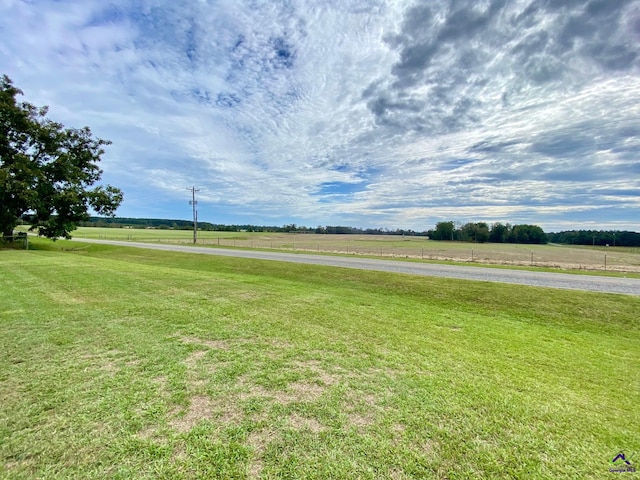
[1, 0, 640, 232]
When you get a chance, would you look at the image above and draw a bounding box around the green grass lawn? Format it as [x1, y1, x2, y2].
[1, 239, 639, 479]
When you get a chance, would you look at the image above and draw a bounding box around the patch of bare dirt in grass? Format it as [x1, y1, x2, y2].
[171, 442, 188, 462]
[292, 360, 343, 387]
[184, 349, 207, 368]
[246, 429, 278, 479]
[180, 338, 234, 391]
[82, 349, 146, 378]
[167, 394, 246, 434]
[392, 423, 406, 434]
[344, 388, 382, 409]
[266, 338, 293, 349]
[280, 381, 326, 403]
[169, 396, 214, 433]
[237, 371, 333, 404]
[4, 458, 37, 472]
[345, 411, 375, 433]
[237, 377, 326, 405]
[365, 365, 404, 379]
[390, 468, 414, 480]
[178, 334, 294, 360]
[136, 424, 162, 441]
[340, 389, 383, 433]
[420, 438, 440, 457]
[152, 375, 171, 398]
[288, 413, 325, 433]
[236, 376, 273, 401]
[390, 423, 407, 445]
[216, 399, 245, 426]
[293, 359, 323, 372]
[248, 456, 264, 479]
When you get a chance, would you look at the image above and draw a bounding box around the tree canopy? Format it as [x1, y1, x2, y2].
[427, 221, 547, 244]
[1, 75, 123, 239]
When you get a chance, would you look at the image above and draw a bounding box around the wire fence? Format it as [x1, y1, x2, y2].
[1, 233, 29, 249]
[86, 234, 640, 273]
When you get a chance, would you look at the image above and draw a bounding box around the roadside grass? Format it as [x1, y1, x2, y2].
[1, 239, 639, 479]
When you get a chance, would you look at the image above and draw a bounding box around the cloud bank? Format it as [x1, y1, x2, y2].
[1, 0, 639, 231]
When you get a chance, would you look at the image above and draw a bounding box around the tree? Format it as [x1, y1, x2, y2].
[460, 222, 490, 243]
[432, 221, 455, 241]
[489, 222, 510, 243]
[474, 222, 490, 243]
[509, 224, 547, 244]
[1, 75, 122, 239]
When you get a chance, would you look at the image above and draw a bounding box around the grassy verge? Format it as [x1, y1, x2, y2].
[1, 239, 639, 479]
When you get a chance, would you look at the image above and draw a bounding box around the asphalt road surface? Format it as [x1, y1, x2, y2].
[72, 238, 640, 296]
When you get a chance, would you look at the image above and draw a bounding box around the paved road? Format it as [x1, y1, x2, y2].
[72, 238, 640, 296]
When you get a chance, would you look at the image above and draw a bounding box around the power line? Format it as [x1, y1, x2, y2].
[187, 186, 200, 244]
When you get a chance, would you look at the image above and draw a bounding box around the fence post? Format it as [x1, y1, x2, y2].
[531, 252, 533, 266]
[604, 253, 607, 271]
[472, 249, 474, 262]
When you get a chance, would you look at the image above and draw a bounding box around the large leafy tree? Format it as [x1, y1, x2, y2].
[1, 75, 123, 239]
[432, 221, 455, 241]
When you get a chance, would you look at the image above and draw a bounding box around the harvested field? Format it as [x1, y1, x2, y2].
[71, 227, 640, 273]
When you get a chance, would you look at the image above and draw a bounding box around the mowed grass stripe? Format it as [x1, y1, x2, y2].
[1, 242, 639, 479]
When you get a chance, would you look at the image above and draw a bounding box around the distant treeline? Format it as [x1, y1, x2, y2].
[79, 217, 218, 230]
[77, 217, 424, 235]
[427, 223, 640, 246]
[79, 217, 640, 246]
[546, 230, 640, 247]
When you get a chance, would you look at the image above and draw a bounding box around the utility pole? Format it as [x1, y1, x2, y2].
[187, 186, 199, 244]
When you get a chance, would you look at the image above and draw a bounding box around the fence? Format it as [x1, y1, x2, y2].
[1, 233, 29, 249]
[86, 234, 640, 273]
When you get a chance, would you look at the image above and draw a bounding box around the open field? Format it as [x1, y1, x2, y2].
[69, 226, 640, 273]
[1, 239, 639, 478]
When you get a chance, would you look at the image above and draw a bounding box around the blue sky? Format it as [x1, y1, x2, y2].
[1, 0, 639, 231]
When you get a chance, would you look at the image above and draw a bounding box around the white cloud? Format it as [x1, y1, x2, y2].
[1, 0, 639, 231]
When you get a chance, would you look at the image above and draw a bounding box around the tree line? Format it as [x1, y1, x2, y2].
[546, 230, 640, 247]
[427, 222, 547, 244]
[76, 217, 425, 235]
[75, 217, 640, 246]
[80, 217, 548, 244]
